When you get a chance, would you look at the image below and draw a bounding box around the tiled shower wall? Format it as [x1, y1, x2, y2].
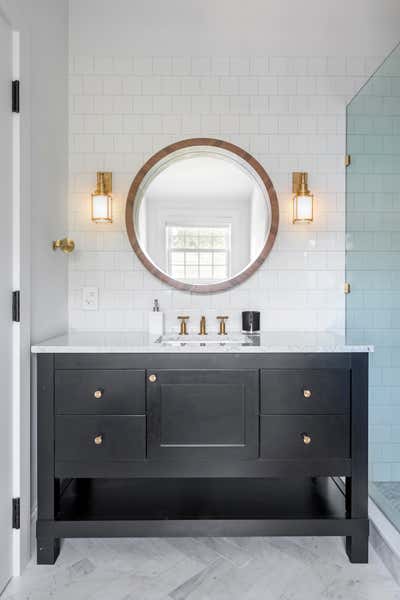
[68, 55, 380, 333]
[346, 48, 400, 482]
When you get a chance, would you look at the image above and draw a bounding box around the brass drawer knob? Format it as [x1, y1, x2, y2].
[303, 389, 312, 399]
[148, 374, 157, 383]
[94, 389, 104, 399]
[302, 433, 312, 445]
[94, 434, 103, 446]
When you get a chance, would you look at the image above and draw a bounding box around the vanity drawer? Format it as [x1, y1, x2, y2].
[260, 415, 349, 459]
[55, 370, 145, 415]
[261, 369, 349, 414]
[55, 415, 146, 462]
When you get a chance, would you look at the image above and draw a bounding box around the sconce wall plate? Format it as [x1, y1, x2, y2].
[53, 238, 75, 254]
[98, 172, 112, 195]
[292, 172, 314, 224]
[91, 171, 113, 223]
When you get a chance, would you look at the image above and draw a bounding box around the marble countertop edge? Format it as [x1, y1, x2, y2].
[31, 331, 373, 354]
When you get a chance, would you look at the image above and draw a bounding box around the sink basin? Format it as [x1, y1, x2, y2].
[157, 332, 254, 347]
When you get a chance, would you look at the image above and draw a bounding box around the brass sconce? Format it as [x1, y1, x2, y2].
[91, 172, 112, 223]
[52, 238, 75, 254]
[292, 172, 314, 224]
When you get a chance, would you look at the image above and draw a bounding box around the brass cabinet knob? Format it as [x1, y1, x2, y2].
[303, 389, 312, 399]
[94, 434, 103, 445]
[148, 374, 157, 383]
[301, 433, 312, 445]
[94, 389, 103, 399]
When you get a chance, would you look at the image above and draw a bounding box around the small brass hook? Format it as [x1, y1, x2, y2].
[52, 238, 75, 254]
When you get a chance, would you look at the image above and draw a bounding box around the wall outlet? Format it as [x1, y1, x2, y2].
[82, 286, 98, 310]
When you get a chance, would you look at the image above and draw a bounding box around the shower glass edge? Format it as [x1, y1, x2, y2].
[346, 42, 400, 530]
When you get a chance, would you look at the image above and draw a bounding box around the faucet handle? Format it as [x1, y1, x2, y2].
[217, 316, 229, 336]
[178, 315, 189, 335]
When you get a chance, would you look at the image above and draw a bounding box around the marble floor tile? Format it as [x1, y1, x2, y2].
[166, 538, 223, 567]
[2, 537, 400, 600]
[370, 521, 400, 586]
[199, 538, 253, 567]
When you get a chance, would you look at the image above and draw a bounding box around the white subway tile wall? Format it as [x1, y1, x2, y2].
[69, 55, 381, 334]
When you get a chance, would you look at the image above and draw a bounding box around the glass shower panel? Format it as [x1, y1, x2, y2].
[346, 44, 400, 529]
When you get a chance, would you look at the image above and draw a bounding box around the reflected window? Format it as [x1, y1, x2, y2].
[166, 225, 231, 282]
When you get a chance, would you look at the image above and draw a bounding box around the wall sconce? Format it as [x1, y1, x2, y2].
[91, 172, 112, 223]
[53, 238, 75, 253]
[292, 172, 314, 224]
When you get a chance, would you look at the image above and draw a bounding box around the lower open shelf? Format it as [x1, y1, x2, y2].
[57, 477, 346, 522]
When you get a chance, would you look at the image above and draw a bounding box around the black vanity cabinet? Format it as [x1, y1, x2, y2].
[147, 369, 259, 460]
[36, 352, 369, 565]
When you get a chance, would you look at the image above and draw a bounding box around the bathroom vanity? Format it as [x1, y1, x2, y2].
[33, 332, 371, 565]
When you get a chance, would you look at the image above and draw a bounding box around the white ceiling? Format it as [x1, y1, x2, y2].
[69, 0, 400, 59]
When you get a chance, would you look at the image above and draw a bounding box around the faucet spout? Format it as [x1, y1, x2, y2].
[199, 315, 207, 336]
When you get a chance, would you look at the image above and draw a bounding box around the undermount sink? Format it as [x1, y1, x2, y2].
[157, 332, 254, 347]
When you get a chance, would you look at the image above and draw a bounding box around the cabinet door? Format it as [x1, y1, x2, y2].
[147, 370, 259, 460]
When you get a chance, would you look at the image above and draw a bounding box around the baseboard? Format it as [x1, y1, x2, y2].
[369, 497, 400, 585]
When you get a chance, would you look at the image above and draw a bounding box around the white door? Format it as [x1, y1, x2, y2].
[0, 11, 14, 594]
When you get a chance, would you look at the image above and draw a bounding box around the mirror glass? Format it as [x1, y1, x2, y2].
[126, 141, 279, 292]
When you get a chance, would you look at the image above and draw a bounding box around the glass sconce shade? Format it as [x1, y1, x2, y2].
[292, 172, 314, 223]
[91, 172, 113, 223]
[91, 192, 112, 222]
[293, 193, 314, 223]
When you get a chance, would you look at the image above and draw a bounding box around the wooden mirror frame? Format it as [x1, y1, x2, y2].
[125, 138, 279, 293]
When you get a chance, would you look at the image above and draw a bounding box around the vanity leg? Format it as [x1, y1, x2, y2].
[37, 537, 60, 565]
[345, 474, 369, 563]
[37, 355, 61, 564]
[345, 354, 369, 564]
[346, 532, 368, 564]
[344, 473, 369, 563]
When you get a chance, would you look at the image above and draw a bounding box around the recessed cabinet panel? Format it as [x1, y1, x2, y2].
[260, 415, 349, 459]
[261, 369, 350, 414]
[55, 370, 145, 415]
[147, 370, 259, 460]
[55, 415, 146, 462]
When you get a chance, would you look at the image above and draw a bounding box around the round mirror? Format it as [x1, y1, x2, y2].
[126, 138, 279, 293]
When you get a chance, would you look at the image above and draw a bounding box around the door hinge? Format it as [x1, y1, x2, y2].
[12, 498, 20, 529]
[345, 154, 351, 167]
[344, 282, 351, 294]
[12, 290, 20, 322]
[12, 80, 20, 113]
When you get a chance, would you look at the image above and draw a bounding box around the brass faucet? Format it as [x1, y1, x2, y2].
[199, 315, 207, 335]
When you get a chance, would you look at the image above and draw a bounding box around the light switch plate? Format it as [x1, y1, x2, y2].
[82, 286, 98, 310]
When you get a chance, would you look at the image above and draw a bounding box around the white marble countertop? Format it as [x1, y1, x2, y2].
[31, 331, 373, 354]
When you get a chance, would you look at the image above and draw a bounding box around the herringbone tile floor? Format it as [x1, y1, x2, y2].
[3, 537, 400, 600]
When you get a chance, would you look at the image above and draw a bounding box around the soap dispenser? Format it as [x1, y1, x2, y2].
[149, 299, 164, 336]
